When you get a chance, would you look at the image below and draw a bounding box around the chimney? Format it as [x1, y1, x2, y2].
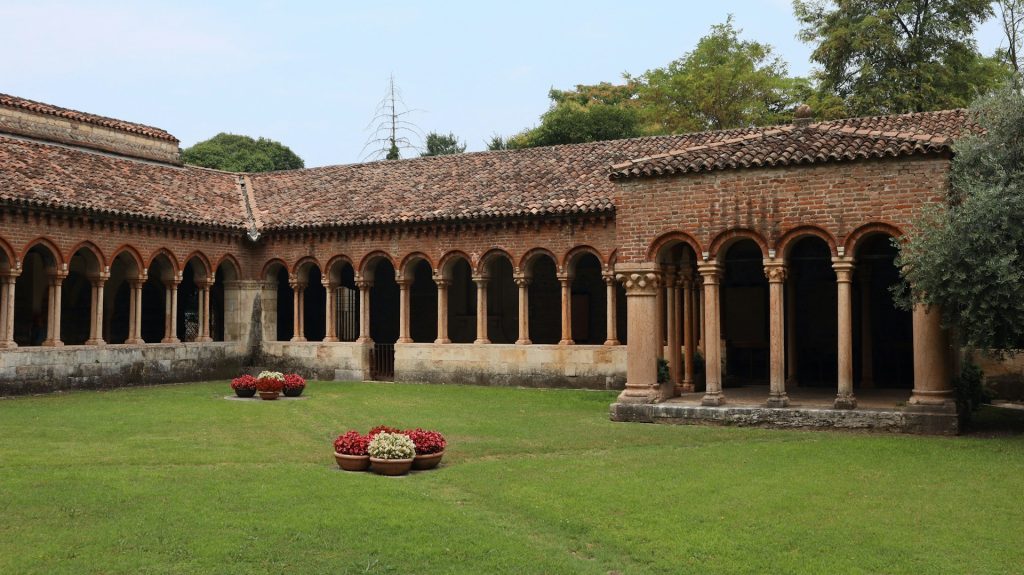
[793, 104, 814, 127]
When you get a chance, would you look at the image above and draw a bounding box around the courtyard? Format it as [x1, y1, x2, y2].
[1, 381, 1021, 574]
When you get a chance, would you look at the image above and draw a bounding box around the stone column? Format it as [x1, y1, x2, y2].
[473, 275, 490, 344]
[127, 278, 145, 344]
[681, 272, 695, 392]
[558, 273, 573, 345]
[909, 303, 955, 409]
[656, 277, 665, 358]
[434, 278, 450, 344]
[603, 272, 619, 346]
[0, 274, 18, 348]
[323, 281, 339, 342]
[356, 279, 372, 343]
[42, 272, 66, 347]
[85, 275, 108, 345]
[859, 268, 874, 388]
[162, 279, 180, 343]
[696, 277, 705, 354]
[785, 272, 798, 387]
[614, 265, 661, 404]
[664, 267, 681, 394]
[196, 279, 213, 342]
[698, 262, 723, 406]
[514, 275, 531, 345]
[289, 280, 307, 342]
[833, 257, 856, 409]
[764, 259, 788, 407]
[396, 278, 412, 343]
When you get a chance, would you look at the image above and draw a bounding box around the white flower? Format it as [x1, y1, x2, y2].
[367, 432, 415, 460]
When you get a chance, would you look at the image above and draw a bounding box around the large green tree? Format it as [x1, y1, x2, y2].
[182, 133, 304, 172]
[421, 132, 467, 157]
[896, 86, 1024, 352]
[794, 0, 1010, 115]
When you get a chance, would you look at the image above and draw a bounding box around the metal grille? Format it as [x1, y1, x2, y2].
[182, 312, 199, 342]
[337, 287, 358, 342]
[370, 343, 395, 381]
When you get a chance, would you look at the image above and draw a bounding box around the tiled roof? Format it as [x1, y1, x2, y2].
[0, 93, 178, 142]
[610, 109, 975, 180]
[0, 135, 245, 228]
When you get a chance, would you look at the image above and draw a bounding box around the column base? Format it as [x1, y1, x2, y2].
[515, 339, 532, 345]
[558, 339, 575, 345]
[676, 382, 695, 393]
[0, 341, 17, 349]
[196, 336, 213, 343]
[161, 337, 180, 344]
[603, 339, 621, 346]
[125, 338, 144, 345]
[395, 337, 412, 344]
[474, 338, 491, 345]
[766, 394, 790, 408]
[701, 392, 725, 406]
[434, 338, 451, 344]
[41, 340, 64, 347]
[323, 336, 339, 343]
[290, 336, 307, 342]
[908, 389, 956, 408]
[84, 339, 106, 346]
[834, 394, 857, 410]
[356, 337, 373, 344]
[616, 386, 657, 404]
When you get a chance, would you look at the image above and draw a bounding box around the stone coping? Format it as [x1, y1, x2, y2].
[0, 341, 239, 353]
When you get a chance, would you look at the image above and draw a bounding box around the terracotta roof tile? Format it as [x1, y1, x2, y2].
[0, 93, 178, 142]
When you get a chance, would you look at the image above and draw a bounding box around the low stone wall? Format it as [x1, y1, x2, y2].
[396, 343, 626, 389]
[977, 352, 1024, 400]
[257, 341, 369, 381]
[0, 342, 244, 395]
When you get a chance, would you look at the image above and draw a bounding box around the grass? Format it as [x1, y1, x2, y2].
[1, 381, 1022, 574]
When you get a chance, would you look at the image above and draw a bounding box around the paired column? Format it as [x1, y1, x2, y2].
[323, 281, 339, 342]
[197, 279, 212, 342]
[785, 273, 798, 387]
[126, 278, 145, 344]
[558, 273, 573, 345]
[0, 273, 18, 348]
[85, 274, 109, 345]
[514, 274, 531, 345]
[473, 275, 490, 344]
[664, 267, 682, 394]
[698, 262, 723, 406]
[434, 278, 450, 344]
[908, 303, 955, 409]
[603, 272, 619, 346]
[355, 279, 372, 343]
[161, 278, 180, 343]
[680, 271, 695, 392]
[289, 280, 307, 342]
[396, 278, 412, 343]
[764, 259, 789, 407]
[696, 277, 705, 354]
[42, 272, 66, 347]
[859, 268, 874, 388]
[833, 257, 856, 409]
[614, 265, 661, 404]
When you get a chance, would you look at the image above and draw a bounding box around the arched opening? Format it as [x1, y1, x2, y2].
[525, 254, 560, 345]
[721, 239, 769, 385]
[855, 234, 913, 388]
[296, 261, 326, 342]
[326, 260, 358, 341]
[483, 255, 517, 344]
[444, 257, 476, 344]
[142, 254, 176, 343]
[14, 244, 59, 346]
[407, 259, 437, 343]
[177, 259, 207, 342]
[787, 237, 837, 387]
[654, 240, 699, 390]
[262, 262, 292, 342]
[104, 252, 141, 344]
[568, 252, 606, 345]
[61, 247, 102, 345]
[211, 259, 239, 341]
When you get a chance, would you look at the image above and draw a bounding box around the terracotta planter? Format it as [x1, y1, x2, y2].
[283, 386, 304, 397]
[412, 451, 444, 470]
[234, 388, 257, 398]
[258, 390, 280, 400]
[334, 452, 370, 471]
[369, 457, 414, 476]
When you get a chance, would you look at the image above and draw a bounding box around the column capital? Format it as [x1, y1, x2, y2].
[696, 261, 723, 284]
[434, 278, 450, 289]
[471, 275, 489, 287]
[832, 256, 856, 282]
[615, 270, 661, 296]
[556, 273, 571, 284]
[354, 279, 373, 290]
[762, 259, 788, 283]
[513, 275, 531, 288]
[162, 279, 180, 290]
[395, 278, 411, 289]
[601, 272, 616, 286]
[321, 279, 338, 289]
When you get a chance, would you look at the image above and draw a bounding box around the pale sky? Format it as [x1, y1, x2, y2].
[0, 1, 1006, 167]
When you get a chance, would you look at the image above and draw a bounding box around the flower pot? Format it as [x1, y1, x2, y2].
[369, 457, 414, 476]
[283, 386, 304, 397]
[258, 390, 280, 400]
[234, 388, 257, 398]
[334, 452, 370, 472]
[412, 451, 444, 470]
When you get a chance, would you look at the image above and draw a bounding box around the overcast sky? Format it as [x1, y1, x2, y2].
[0, 1, 1006, 167]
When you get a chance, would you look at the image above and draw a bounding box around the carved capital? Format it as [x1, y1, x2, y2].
[395, 278, 410, 289]
[696, 262, 723, 285]
[615, 271, 661, 295]
[514, 276, 531, 288]
[434, 279, 450, 289]
[354, 279, 372, 290]
[602, 273, 616, 286]
[472, 275, 489, 287]
[831, 257, 856, 283]
[763, 260, 787, 283]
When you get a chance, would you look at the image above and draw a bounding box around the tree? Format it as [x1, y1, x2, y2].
[420, 132, 466, 157]
[794, 0, 1010, 116]
[182, 133, 303, 172]
[362, 75, 422, 161]
[896, 86, 1024, 352]
[997, 0, 1024, 75]
[631, 16, 814, 133]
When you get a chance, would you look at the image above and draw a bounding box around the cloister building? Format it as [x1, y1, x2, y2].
[0, 93, 977, 433]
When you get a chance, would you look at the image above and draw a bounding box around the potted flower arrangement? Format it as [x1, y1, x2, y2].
[256, 370, 285, 400]
[333, 431, 370, 471]
[283, 373, 306, 397]
[367, 431, 416, 476]
[406, 428, 447, 470]
[230, 374, 257, 398]
[367, 425, 402, 439]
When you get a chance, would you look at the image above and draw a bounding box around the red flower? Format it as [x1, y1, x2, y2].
[406, 428, 447, 455]
[230, 375, 257, 390]
[255, 377, 284, 392]
[368, 425, 402, 439]
[283, 374, 306, 389]
[334, 431, 369, 456]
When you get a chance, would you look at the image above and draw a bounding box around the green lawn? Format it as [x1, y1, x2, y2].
[1, 382, 1022, 574]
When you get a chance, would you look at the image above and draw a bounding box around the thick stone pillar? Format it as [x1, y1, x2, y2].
[558, 273, 573, 345]
[127, 278, 145, 344]
[42, 272, 66, 347]
[196, 279, 213, 342]
[603, 272, 619, 346]
[764, 259, 788, 407]
[85, 275, 108, 345]
[0, 274, 18, 348]
[909, 303, 955, 409]
[473, 275, 490, 344]
[289, 280, 307, 342]
[514, 274, 531, 345]
[323, 281, 339, 342]
[833, 257, 856, 409]
[664, 268, 681, 394]
[785, 272, 798, 387]
[859, 268, 874, 388]
[698, 262, 723, 406]
[396, 278, 412, 344]
[434, 278, 450, 344]
[681, 272, 695, 392]
[355, 279, 372, 343]
[614, 265, 661, 404]
[162, 279, 180, 343]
